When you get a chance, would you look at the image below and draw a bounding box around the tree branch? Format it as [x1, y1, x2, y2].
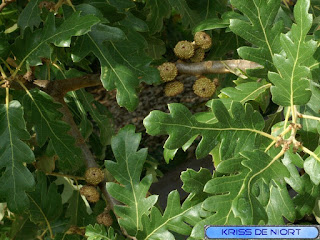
[53, 95, 119, 210]
[3, 73, 102, 97]
[175, 60, 263, 75]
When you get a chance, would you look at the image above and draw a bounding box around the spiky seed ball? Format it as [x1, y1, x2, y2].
[193, 77, 216, 98]
[96, 212, 113, 227]
[194, 32, 212, 50]
[174, 41, 195, 59]
[190, 48, 205, 62]
[85, 167, 104, 185]
[164, 81, 184, 97]
[80, 185, 100, 203]
[157, 62, 178, 82]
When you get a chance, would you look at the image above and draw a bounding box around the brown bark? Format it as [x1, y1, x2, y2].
[53, 96, 119, 210]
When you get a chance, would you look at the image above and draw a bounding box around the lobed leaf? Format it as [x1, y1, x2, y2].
[13, 12, 99, 68]
[191, 150, 290, 238]
[167, 0, 201, 28]
[143, 100, 267, 160]
[71, 89, 113, 146]
[304, 146, 320, 185]
[144, 0, 171, 34]
[293, 175, 320, 219]
[17, 0, 41, 35]
[136, 190, 204, 240]
[85, 224, 118, 240]
[28, 172, 62, 224]
[23, 89, 84, 172]
[269, 0, 316, 106]
[229, 0, 282, 72]
[297, 81, 320, 150]
[72, 25, 159, 111]
[66, 191, 95, 226]
[220, 82, 271, 104]
[105, 125, 158, 236]
[0, 100, 35, 213]
[265, 181, 295, 224]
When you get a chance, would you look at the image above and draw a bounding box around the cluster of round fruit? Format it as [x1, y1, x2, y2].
[79, 167, 113, 227]
[158, 31, 218, 98]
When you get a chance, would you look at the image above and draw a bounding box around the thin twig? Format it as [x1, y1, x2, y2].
[298, 113, 320, 122]
[0, 0, 15, 12]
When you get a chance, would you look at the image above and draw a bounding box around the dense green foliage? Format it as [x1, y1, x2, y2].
[1, 0, 320, 239]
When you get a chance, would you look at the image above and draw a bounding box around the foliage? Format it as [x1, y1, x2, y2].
[1, 0, 320, 239]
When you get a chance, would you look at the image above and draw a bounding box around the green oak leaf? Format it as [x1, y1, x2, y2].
[144, 0, 171, 34]
[230, 0, 282, 72]
[282, 150, 304, 194]
[181, 168, 212, 195]
[167, 0, 201, 28]
[145, 37, 166, 60]
[143, 100, 267, 160]
[191, 150, 289, 238]
[72, 25, 159, 111]
[120, 12, 149, 32]
[13, 12, 99, 68]
[0, 100, 35, 213]
[136, 190, 203, 240]
[0, 32, 10, 59]
[17, 0, 41, 35]
[105, 125, 158, 236]
[28, 172, 62, 224]
[189, 0, 228, 22]
[304, 146, 320, 185]
[298, 81, 320, 150]
[293, 175, 320, 219]
[265, 181, 295, 224]
[66, 191, 95, 226]
[71, 89, 113, 146]
[23, 89, 84, 173]
[269, 0, 316, 106]
[85, 224, 118, 240]
[220, 82, 271, 104]
[107, 0, 135, 12]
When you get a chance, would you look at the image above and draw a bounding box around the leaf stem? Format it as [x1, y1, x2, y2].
[283, 107, 291, 131]
[0, 64, 7, 78]
[0, 57, 13, 74]
[46, 172, 85, 181]
[301, 146, 320, 162]
[298, 113, 320, 122]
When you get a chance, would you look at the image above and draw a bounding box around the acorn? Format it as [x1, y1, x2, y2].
[164, 81, 184, 97]
[190, 48, 205, 62]
[174, 41, 195, 59]
[80, 185, 100, 203]
[194, 32, 212, 50]
[157, 62, 178, 82]
[193, 77, 216, 98]
[85, 167, 104, 185]
[96, 212, 113, 227]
